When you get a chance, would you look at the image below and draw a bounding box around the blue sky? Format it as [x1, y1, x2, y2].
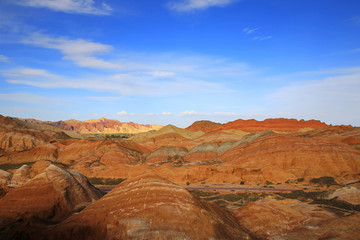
[0, 0, 360, 127]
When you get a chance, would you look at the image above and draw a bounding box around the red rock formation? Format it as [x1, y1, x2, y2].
[0, 115, 71, 154]
[0, 164, 103, 227]
[221, 118, 329, 132]
[327, 186, 360, 205]
[10, 164, 31, 185]
[233, 197, 336, 239]
[186, 120, 223, 133]
[0, 169, 12, 188]
[220, 133, 360, 183]
[282, 212, 360, 239]
[146, 146, 188, 165]
[184, 143, 219, 164]
[192, 130, 244, 144]
[143, 132, 196, 150]
[22, 117, 163, 134]
[40, 174, 254, 240]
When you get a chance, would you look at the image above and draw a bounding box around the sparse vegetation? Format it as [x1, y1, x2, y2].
[189, 190, 219, 197]
[300, 134, 313, 138]
[89, 177, 126, 185]
[297, 178, 304, 183]
[0, 162, 35, 171]
[309, 176, 338, 186]
[276, 190, 328, 202]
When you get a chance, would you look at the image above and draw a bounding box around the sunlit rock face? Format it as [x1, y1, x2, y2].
[42, 174, 254, 240]
[219, 133, 360, 183]
[0, 164, 103, 227]
[220, 118, 330, 132]
[22, 117, 163, 134]
[186, 120, 223, 133]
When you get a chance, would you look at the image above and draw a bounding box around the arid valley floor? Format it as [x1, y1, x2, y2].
[0, 115, 359, 239]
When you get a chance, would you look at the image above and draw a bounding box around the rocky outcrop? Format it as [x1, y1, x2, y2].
[186, 120, 223, 133]
[0, 170, 12, 188]
[22, 117, 163, 134]
[221, 118, 329, 132]
[282, 212, 360, 239]
[0, 164, 103, 227]
[327, 186, 360, 205]
[41, 174, 254, 240]
[10, 164, 31, 185]
[0, 115, 71, 154]
[146, 146, 188, 165]
[220, 133, 360, 183]
[233, 197, 336, 239]
[185, 143, 219, 164]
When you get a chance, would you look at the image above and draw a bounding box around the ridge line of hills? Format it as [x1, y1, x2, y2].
[1, 113, 360, 239]
[11, 115, 352, 136]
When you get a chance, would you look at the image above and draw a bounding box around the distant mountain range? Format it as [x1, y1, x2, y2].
[18, 117, 163, 134]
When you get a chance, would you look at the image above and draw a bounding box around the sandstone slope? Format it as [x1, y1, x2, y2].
[221, 118, 330, 132]
[0, 164, 103, 228]
[186, 120, 223, 133]
[22, 117, 163, 134]
[42, 174, 254, 240]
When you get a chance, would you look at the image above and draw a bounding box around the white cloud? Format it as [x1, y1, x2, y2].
[87, 96, 122, 100]
[168, 0, 237, 12]
[4, 34, 254, 97]
[2, 67, 230, 96]
[243, 27, 258, 34]
[116, 111, 136, 116]
[147, 71, 176, 77]
[350, 16, 360, 24]
[252, 36, 272, 41]
[0, 92, 53, 105]
[344, 48, 360, 54]
[22, 34, 118, 69]
[161, 112, 173, 116]
[21, 34, 252, 78]
[0, 55, 10, 63]
[16, 0, 112, 15]
[145, 112, 174, 116]
[179, 110, 202, 116]
[179, 110, 243, 117]
[267, 71, 360, 125]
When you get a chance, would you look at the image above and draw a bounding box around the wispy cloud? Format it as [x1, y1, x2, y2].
[242, 26, 272, 41]
[116, 111, 173, 117]
[179, 110, 243, 117]
[21, 34, 253, 78]
[147, 71, 176, 77]
[267, 70, 360, 125]
[252, 36, 272, 41]
[350, 16, 360, 24]
[15, 0, 112, 15]
[116, 111, 136, 116]
[243, 27, 258, 34]
[0, 92, 53, 105]
[0, 55, 10, 63]
[343, 48, 360, 54]
[22, 34, 118, 69]
[2, 67, 229, 96]
[3, 33, 254, 96]
[168, 0, 237, 12]
[144, 112, 174, 116]
[87, 96, 123, 101]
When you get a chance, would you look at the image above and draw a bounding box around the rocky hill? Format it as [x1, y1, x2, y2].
[220, 118, 331, 132]
[0, 115, 360, 239]
[20, 117, 163, 134]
